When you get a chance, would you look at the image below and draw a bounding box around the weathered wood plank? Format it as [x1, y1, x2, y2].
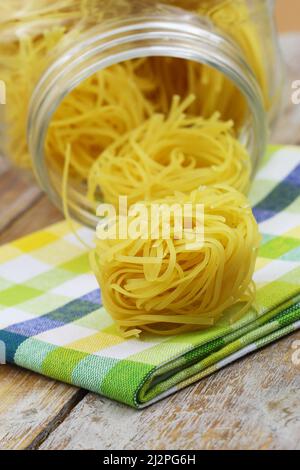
[0, 365, 85, 450]
[40, 333, 300, 450]
[0, 195, 62, 245]
[0, 161, 42, 233]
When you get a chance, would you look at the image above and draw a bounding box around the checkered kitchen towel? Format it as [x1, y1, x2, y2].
[0, 145, 300, 408]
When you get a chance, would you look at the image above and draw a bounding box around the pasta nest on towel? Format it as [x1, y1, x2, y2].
[90, 185, 261, 337]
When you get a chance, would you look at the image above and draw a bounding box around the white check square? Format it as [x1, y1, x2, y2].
[63, 227, 95, 249]
[0, 255, 51, 283]
[260, 212, 300, 236]
[257, 148, 300, 182]
[253, 260, 298, 285]
[0, 307, 37, 329]
[51, 273, 99, 297]
[35, 323, 96, 346]
[95, 339, 161, 359]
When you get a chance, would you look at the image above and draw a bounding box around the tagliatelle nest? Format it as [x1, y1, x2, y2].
[90, 185, 261, 337]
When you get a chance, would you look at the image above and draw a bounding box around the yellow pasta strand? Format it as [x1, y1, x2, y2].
[90, 185, 261, 337]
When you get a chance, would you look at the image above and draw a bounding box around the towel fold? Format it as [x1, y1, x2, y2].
[0, 145, 299, 408]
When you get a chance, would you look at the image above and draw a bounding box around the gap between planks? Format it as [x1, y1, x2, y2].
[25, 388, 87, 450]
[0, 365, 87, 450]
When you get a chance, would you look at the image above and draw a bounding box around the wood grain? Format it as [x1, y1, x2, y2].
[0, 195, 62, 245]
[0, 366, 85, 450]
[0, 166, 42, 233]
[40, 334, 300, 450]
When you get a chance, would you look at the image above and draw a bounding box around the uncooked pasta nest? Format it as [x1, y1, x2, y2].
[90, 185, 261, 337]
[87, 95, 251, 207]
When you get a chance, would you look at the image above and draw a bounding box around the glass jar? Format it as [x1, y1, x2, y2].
[0, 0, 283, 227]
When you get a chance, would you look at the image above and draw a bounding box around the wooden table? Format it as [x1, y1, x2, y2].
[0, 35, 299, 451]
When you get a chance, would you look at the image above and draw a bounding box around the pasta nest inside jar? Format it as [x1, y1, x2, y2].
[90, 185, 261, 337]
[87, 95, 251, 208]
